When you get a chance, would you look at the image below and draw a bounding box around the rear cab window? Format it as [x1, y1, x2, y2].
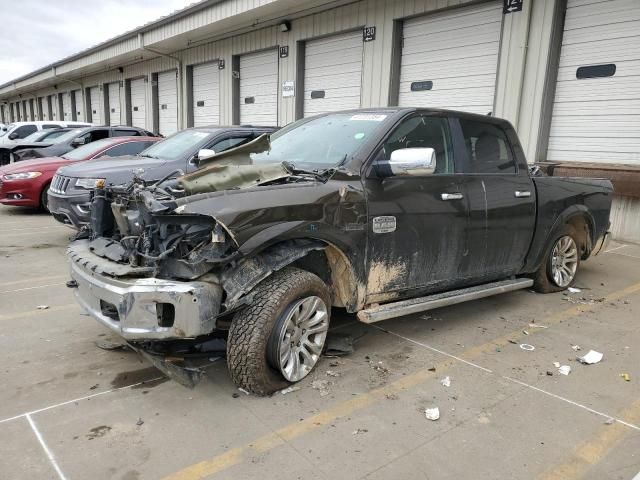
[458, 119, 516, 174]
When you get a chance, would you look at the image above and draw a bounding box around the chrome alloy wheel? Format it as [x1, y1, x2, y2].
[274, 296, 329, 382]
[550, 235, 579, 288]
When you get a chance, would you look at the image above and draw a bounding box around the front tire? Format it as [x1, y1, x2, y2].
[533, 225, 581, 293]
[226, 267, 331, 395]
[40, 184, 51, 213]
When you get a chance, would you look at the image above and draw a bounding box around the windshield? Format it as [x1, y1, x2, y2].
[52, 128, 83, 143]
[62, 138, 115, 161]
[251, 113, 388, 170]
[139, 129, 213, 160]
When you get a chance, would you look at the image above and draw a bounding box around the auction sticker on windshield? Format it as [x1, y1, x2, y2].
[349, 114, 387, 122]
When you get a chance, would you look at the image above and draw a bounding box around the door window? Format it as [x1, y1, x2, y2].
[375, 116, 453, 174]
[98, 141, 153, 158]
[79, 129, 110, 144]
[209, 136, 252, 153]
[113, 129, 139, 137]
[458, 119, 516, 174]
[11, 125, 38, 139]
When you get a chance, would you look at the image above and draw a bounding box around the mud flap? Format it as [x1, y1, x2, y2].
[127, 342, 204, 389]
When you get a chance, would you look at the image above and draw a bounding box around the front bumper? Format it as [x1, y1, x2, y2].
[48, 190, 91, 228]
[69, 242, 223, 341]
[0, 179, 41, 207]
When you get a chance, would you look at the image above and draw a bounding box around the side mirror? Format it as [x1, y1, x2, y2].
[375, 147, 436, 178]
[192, 148, 216, 166]
[72, 137, 87, 147]
[8, 132, 18, 140]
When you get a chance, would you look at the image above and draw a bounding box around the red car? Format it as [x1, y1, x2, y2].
[0, 136, 159, 211]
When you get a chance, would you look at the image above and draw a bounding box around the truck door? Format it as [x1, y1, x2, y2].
[454, 117, 536, 279]
[363, 114, 470, 303]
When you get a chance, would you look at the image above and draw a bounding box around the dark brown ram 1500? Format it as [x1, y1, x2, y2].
[66, 108, 613, 395]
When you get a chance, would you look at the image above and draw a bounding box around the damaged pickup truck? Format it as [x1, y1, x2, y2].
[67, 108, 613, 395]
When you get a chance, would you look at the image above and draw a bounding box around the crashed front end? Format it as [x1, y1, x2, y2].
[68, 183, 233, 342]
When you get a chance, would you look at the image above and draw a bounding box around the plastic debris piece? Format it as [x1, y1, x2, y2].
[425, 407, 440, 421]
[238, 387, 250, 395]
[522, 330, 530, 335]
[508, 339, 518, 344]
[520, 344, 535, 351]
[558, 365, 571, 375]
[553, 362, 561, 368]
[605, 418, 615, 425]
[352, 428, 368, 435]
[326, 370, 340, 377]
[136, 418, 144, 426]
[577, 350, 603, 365]
[568, 287, 581, 293]
[279, 386, 301, 395]
[495, 347, 501, 352]
[546, 371, 553, 376]
[528, 323, 548, 329]
[620, 373, 630, 382]
[571, 345, 581, 351]
[440, 376, 451, 388]
[37, 305, 49, 310]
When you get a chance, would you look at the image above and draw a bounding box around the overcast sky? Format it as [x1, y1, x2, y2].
[0, 0, 195, 84]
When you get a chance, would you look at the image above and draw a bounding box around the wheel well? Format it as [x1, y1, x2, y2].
[566, 215, 592, 258]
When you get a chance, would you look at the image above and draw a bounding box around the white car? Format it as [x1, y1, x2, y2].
[0, 121, 92, 145]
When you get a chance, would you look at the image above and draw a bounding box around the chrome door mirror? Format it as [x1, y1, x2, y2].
[376, 147, 436, 177]
[196, 148, 216, 162]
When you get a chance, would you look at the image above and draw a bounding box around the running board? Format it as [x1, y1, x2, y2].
[357, 278, 534, 324]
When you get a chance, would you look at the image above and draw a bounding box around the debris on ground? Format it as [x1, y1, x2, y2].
[605, 418, 615, 425]
[279, 385, 301, 395]
[352, 428, 368, 435]
[372, 363, 389, 374]
[428, 366, 436, 372]
[519, 344, 535, 351]
[36, 305, 49, 310]
[385, 393, 399, 400]
[324, 333, 354, 356]
[568, 287, 581, 293]
[508, 340, 518, 344]
[425, 407, 440, 421]
[85, 425, 111, 440]
[95, 339, 129, 351]
[528, 323, 548, 329]
[440, 376, 451, 388]
[553, 362, 561, 368]
[620, 373, 631, 382]
[571, 345, 581, 352]
[522, 330, 530, 335]
[232, 393, 240, 398]
[546, 371, 553, 376]
[136, 418, 144, 426]
[66, 280, 78, 288]
[89, 384, 99, 390]
[329, 360, 344, 368]
[311, 379, 330, 397]
[577, 350, 603, 365]
[558, 365, 571, 376]
[326, 370, 340, 377]
[238, 387, 250, 395]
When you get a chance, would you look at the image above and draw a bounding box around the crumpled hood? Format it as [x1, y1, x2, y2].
[179, 134, 284, 194]
[0, 156, 67, 174]
[59, 155, 171, 185]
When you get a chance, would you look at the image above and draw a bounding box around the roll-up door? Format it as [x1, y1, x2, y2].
[157, 70, 178, 136]
[130, 78, 147, 129]
[50, 95, 58, 119]
[89, 86, 102, 124]
[62, 92, 72, 120]
[548, 0, 640, 164]
[39, 97, 47, 120]
[398, 2, 502, 114]
[192, 62, 220, 126]
[239, 50, 278, 126]
[108, 82, 121, 126]
[73, 90, 84, 121]
[303, 30, 363, 117]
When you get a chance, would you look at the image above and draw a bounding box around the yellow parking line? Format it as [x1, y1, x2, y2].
[162, 281, 640, 480]
[538, 398, 640, 480]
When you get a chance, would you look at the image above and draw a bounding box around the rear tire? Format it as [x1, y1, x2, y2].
[40, 184, 51, 213]
[533, 225, 580, 293]
[226, 267, 331, 396]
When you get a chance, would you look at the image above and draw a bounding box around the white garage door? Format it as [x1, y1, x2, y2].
[130, 78, 147, 129]
[303, 31, 363, 117]
[50, 95, 58, 119]
[192, 62, 220, 127]
[62, 92, 72, 120]
[108, 82, 121, 126]
[240, 50, 278, 126]
[158, 70, 178, 136]
[398, 2, 502, 114]
[89, 86, 102, 124]
[39, 97, 47, 120]
[73, 90, 84, 121]
[548, 0, 640, 164]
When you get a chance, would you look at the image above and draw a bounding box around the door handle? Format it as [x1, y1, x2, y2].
[515, 190, 531, 198]
[441, 193, 464, 201]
